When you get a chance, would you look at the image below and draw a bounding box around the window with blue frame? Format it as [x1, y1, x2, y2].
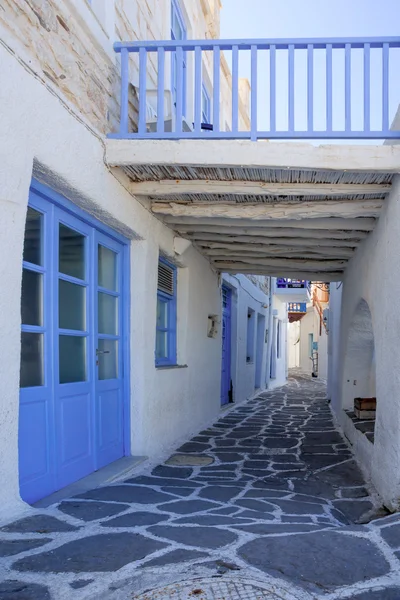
[171, 0, 187, 118]
[156, 258, 177, 366]
[308, 333, 314, 358]
[202, 84, 211, 124]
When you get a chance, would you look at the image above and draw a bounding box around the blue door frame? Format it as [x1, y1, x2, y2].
[19, 180, 131, 504]
[221, 285, 232, 406]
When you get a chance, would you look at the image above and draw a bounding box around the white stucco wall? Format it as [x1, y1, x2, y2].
[0, 42, 226, 518]
[296, 306, 328, 381]
[222, 274, 270, 404]
[329, 176, 400, 510]
[318, 327, 328, 382]
[327, 284, 342, 403]
[269, 296, 287, 390]
[299, 310, 314, 374]
[288, 321, 300, 369]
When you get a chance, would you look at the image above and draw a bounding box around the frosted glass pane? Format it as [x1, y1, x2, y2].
[156, 331, 168, 360]
[98, 339, 118, 380]
[98, 293, 118, 335]
[59, 280, 85, 331]
[98, 245, 117, 291]
[59, 224, 85, 280]
[20, 332, 44, 388]
[157, 297, 168, 329]
[59, 336, 86, 383]
[21, 269, 43, 326]
[23, 208, 42, 266]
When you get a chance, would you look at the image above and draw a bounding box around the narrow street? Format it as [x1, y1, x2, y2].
[1, 375, 400, 599]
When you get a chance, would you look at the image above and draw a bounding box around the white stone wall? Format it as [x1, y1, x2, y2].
[299, 310, 314, 374]
[221, 274, 271, 403]
[0, 1, 249, 141]
[269, 295, 288, 390]
[328, 177, 400, 510]
[288, 321, 300, 369]
[327, 283, 343, 404]
[0, 40, 227, 517]
[295, 306, 328, 381]
[318, 327, 328, 382]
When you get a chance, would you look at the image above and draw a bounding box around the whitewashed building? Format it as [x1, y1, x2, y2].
[1, 0, 400, 520]
[288, 283, 329, 381]
[0, 0, 288, 519]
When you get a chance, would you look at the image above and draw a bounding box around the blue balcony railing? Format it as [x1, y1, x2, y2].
[288, 302, 307, 313]
[111, 37, 400, 141]
[276, 279, 308, 289]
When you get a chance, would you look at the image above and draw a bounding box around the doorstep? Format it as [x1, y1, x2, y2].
[33, 455, 147, 508]
[345, 410, 375, 444]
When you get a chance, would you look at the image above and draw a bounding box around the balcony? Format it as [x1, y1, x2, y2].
[110, 37, 400, 141]
[274, 279, 310, 302]
[288, 302, 307, 323]
[105, 37, 400, 282]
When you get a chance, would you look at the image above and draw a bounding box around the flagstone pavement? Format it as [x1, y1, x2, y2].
[1, 374, 400, 599]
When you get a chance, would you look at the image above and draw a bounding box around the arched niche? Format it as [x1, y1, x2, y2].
[342, 298, 376, 412]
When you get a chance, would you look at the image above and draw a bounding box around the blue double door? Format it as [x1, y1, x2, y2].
[19, 183, 127, 504]
[221, 286, 232, 406]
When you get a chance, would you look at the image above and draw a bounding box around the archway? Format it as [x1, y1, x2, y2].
[342, 299, 376, 427]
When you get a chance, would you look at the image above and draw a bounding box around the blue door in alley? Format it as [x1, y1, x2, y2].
[19, 181, 128, 504]
[221, 286, 232, 406]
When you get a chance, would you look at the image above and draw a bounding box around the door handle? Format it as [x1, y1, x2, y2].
[96, 349, 110, 355]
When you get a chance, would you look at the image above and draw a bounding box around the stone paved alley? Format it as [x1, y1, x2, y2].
[1, 375, 400, 600]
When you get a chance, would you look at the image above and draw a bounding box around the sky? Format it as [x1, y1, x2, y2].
[219, 0, 400, 137]
[220, 0, 399, 41]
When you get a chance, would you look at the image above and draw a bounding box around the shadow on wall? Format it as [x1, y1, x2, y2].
[342, 299, 376, 411]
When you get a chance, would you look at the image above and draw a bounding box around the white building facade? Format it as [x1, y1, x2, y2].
[327, 176, 400, 511]
[0, 0, 288, 519]
[287, 283, 329, 381]
[2, 0, 400, 523]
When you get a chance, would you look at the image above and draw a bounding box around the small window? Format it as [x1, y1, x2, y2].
[308, 333, 314, 359]
[246, 308, 255, 363]
[202, 84, 211, 124]
[155, 258, 177, 366]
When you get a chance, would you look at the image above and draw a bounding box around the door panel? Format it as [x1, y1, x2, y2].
[55, 210, 94, 489]
[221, 286, 232, 406]
[58, 391, 92, 464]
[98, 388, 123, 452]
[19, 399, 50, 483]
[19, 191, 55, 504]
[95, 232, 124, 469]
[19, 183, 128, 504]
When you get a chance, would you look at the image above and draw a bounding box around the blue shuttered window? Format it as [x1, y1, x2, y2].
[155, 258, 177, 366]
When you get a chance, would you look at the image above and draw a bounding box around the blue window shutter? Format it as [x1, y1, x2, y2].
[155, 257, 177, 366]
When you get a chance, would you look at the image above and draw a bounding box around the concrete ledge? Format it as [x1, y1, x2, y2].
[105, 139, 400, 172]
[34, 456, 147, 508]
[156, 364, 188, 370]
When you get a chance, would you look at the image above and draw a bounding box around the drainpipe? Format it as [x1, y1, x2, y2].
[266, 276, 274, 389]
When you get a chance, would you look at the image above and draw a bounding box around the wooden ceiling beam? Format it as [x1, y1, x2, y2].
[195, 237, 359, 248]
[200, 247, 355, 259]
[174, 228, 371, 241]
[165, 216, 376, 231]
[152, 200, 383, 220]
[211, 257, 347, 270]
[133, 180, 390, 197]
[187, 232, 364, 244]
